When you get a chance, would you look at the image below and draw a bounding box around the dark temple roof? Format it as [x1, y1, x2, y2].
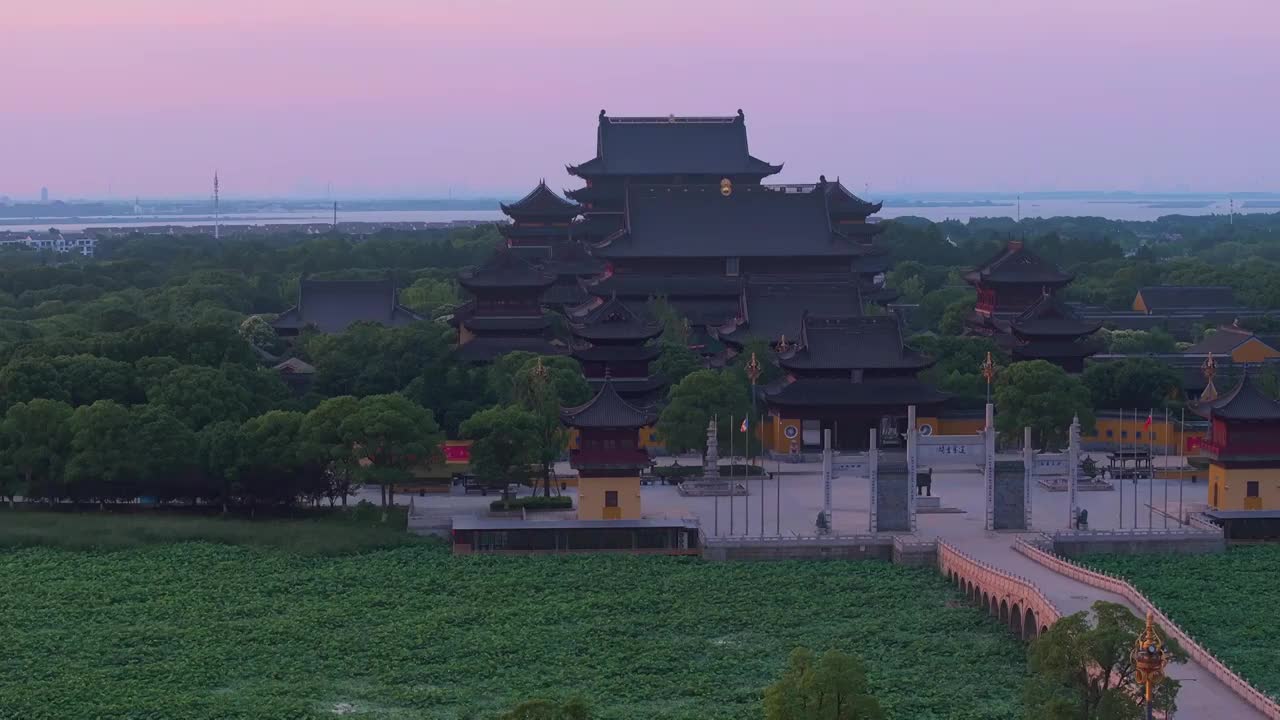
[501, 180, 581, 219]
[597, 184, 869, 259]
[1010, 292, 1102, 338]
[568, 109, 781, 178]
[963, 240, 1073, 286]
[1197, 370, 1280, 421]
[584, 273, 743, 299]
[779, 315, 933, 372]
[456, 336, 565, 363]
[1137, 285, 1239, 313]
[457, 249, 557, 291]
[571, 296, 662, 342]
[718, 275, 866, 345]
[765, 378, 948, 408]
[272, 278, 421, 334]
[561, 379, 657, 428]
[823, 177, 883, 217]
[1185, 324, 1274, 355]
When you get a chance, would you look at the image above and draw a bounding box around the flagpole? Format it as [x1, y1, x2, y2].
[713, 414, 719, 536]
[744, 415, 749, 537]
[1118, 409, 1124, 529]
[1179, 407, 1186, 525]
[729, 414, 735, 536]
[1148, 408, 1154, 529]
[1163, 407, 1169, 528]
[1132, 408, 1138, 529]
[760, 414, 765, 537]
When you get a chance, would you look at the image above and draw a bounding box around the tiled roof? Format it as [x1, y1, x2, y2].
[598, 184, 869, 259]
[779, 315, 932, 372]
[765, 378, 948, 408]
[963, 240, 1072, 285]
[457, 249, 557, 291]
[571, 296, 662, 342]
[719, 275, 866, 345]
[568, 110, 781, 177]
[1198, 370, 1280, 421]
[585, 273, 743, 298]
[271, 278, 421, 334]
[1010, 292, 1102, 338]
[1137, 285, 1238, 312]
[1184, 325, 1271, 355]
[560, 379, 657, 428]
[500, 180, 581, 219]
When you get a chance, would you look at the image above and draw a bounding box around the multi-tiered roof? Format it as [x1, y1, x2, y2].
[766, 314, 944, 410]
[966, 239, 1099, 371]
[562, 378, 657, 474]
[453, 250, 562, 362]
[569, 296, 665, 405]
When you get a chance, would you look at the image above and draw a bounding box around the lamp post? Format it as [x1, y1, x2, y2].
[1132, 611, 1171, 720]
[981, 351, 996, 405]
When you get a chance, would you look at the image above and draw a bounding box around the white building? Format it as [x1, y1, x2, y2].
[0, 232, 96, 257]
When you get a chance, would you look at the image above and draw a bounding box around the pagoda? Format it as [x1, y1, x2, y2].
[1196, 369, 1280, 512]
[561, 378, 657, 520]
[764, 314, 946, 451]
[568, 295, 665, 406]
[965, 239, 1100, 371]
[452, 249, 562, 362]
[499, 180, 603, 310]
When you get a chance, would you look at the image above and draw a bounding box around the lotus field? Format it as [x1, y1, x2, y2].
[1082, 545, 1280, 700]
[0, 540, 1027, 719]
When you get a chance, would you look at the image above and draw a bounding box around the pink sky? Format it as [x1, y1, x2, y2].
[4, 0, 1278, 199]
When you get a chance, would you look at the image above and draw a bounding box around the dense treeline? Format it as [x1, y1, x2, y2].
[3, 212, 1279, 504]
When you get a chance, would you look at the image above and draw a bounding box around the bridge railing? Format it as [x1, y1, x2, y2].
[936, 540, 1062, 623]
[1013, 538, 1280, 718]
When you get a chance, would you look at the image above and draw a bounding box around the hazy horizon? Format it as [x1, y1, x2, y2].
[6, 0, 1278, 200]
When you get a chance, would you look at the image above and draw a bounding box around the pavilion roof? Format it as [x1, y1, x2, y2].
[457, 248, 557, 291]
[568, 109, 781, 177]
[560, 378, 657, 428]
[571, 295, 662, 342]
[765, 377, 948, 408]
[501, 180, 581, 219]
[1197, 370, 1280, 421]
[1010, 292, 1102, 337]
[963, 240, 1073, 286]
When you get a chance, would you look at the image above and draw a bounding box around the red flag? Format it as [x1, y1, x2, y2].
[1144, 412, 1153, 429]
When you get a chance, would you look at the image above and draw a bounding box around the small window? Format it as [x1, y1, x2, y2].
[726, 257, 740, 276]
[1106, 430, 1114, 438]
[605, 490, 619, 507]
[1121, 431, 1128, 438]
[1136, 431, 1143, 440]
[1247, 481, 1260, 498]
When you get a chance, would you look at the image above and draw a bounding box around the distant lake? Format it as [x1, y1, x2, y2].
[1, 199, 1274, 233]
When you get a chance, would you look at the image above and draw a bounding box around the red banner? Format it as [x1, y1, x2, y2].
[443, 441, 472, 463]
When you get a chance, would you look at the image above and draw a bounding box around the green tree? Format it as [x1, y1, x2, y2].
[1099, 328, 1177, 354]
[653, 340, 702, 387]
[238, 410, 310, 509]
[0, 357, 70, 410]
[1082, 359, 1182, 411]
[340, 394, 443, 508]
[763, 647, 884, 720]
[0, 399, 73, 505]
[1024, 601, 1183, 720]
[460, 405, 541, 493]
[657, 370, 749, 458]
[132, 404, 198, 502]
[302, 395, 363, 506]
[147, 365, 253, 431]
[54, 354, 140, 407]
[995, 360, 1095, 449]
[498, 698, 591, 720]
[198, 420, 244, 513]
[938, 298, 973, 336]
[912, 336, 1008, 407]
[511, 358, 590, 497]
[66, 400, 138, 503]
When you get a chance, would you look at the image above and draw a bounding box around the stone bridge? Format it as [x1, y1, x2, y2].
[938, 541, 1060, 641]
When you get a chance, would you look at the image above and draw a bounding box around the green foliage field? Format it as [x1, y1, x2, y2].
[1081, 546, 1280, 698]
[0, 543, 1026, 720]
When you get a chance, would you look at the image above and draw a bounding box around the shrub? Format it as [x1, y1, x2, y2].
[489, 496, 573, 512]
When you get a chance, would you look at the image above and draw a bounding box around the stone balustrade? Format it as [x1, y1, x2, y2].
[937, 540, 1061, 640]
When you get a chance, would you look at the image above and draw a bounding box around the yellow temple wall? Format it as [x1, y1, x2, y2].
[1083, 416, 1180, 452]
[577, 475, 641, 520]
[1208, 464, 1280, 511]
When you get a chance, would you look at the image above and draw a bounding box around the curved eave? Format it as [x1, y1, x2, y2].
[571, 325, 663, 343]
